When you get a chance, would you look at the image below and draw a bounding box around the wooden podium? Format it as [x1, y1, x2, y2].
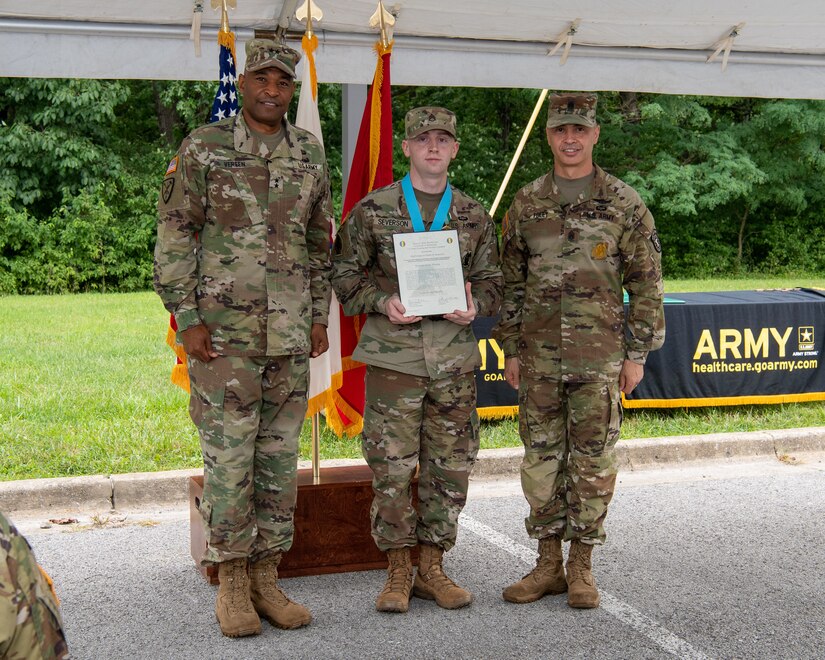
[189, 466, 418, 583]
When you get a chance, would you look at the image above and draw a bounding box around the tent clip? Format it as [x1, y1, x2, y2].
[547, 19, 580, 66]
[707, 22, 745, 72]
[190, 0, 205, 57]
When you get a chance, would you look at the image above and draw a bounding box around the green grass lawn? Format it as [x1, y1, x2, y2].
[1, 275, 824, 481]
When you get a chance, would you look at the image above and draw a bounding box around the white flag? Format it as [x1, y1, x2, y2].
[295, 35, 342, 418]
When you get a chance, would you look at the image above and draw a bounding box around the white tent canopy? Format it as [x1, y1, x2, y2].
[1, 1, 825, 98]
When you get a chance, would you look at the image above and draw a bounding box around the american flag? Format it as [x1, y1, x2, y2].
[210, 35, 238, 122]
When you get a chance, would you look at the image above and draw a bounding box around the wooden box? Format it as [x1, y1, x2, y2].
[189, 466, 418, 583]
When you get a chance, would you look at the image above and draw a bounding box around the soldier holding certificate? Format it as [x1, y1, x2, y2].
[331, 107, 502, 614]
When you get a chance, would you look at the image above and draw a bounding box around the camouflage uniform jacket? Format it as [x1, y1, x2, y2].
[332, 182, 503, 379]
[0, 512, 68, 659]
[493, 164, 665, 382]
[154, 112, 333, 357]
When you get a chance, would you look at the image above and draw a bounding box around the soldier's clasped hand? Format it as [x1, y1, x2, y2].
[443, 282, 476, 326]
[384, 294, 423, 325]
[180, 324, 219, 363]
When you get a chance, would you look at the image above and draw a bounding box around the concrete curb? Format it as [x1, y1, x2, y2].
[1, 427, 823, 517]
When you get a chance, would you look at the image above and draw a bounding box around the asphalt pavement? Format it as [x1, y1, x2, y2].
[6, 428, 825, 659]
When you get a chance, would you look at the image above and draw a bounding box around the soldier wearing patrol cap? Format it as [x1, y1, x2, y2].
[154, 38, 333, 637]
[493, 93, 665, 609]
[332, 107, 503, 614]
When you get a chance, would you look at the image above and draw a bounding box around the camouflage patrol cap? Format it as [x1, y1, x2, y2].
[546, 93, 598, 128]
[405, 106, 457, 139]
[244, 39, 301, 78]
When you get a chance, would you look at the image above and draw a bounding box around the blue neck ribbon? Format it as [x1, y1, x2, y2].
[401, 173, 452, 233]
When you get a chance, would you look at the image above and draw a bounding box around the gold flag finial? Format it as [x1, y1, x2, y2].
[369, 1, 396, 48]
[212, 0, 237, 35]
[296, 0, 324, 38]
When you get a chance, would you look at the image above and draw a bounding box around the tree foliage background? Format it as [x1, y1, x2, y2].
[1, 77, 823, 294]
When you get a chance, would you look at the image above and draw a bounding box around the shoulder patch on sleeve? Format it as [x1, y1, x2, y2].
[165, 156, 179, 176]
[158, 168, 188, 213]
[632, 204, 661, 252]
[650, 229, 662, 253]
[161, 177, 175, 204]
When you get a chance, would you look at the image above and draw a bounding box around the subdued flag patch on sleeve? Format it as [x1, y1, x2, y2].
[165, 156, 179, 176]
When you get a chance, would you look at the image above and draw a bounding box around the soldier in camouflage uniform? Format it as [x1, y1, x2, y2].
[331, 107, 503, 613]
[154, 40, 332, 637]
[0, 511, 69, 659]
[494, 94, 665, 609]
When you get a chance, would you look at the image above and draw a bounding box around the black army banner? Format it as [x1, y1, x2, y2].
[472, 315, 517, 419]
[472, 289, 825, 414]
[624, 289, 825, 407]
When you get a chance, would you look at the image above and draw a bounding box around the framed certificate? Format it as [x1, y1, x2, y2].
[392, 229, 467, 317]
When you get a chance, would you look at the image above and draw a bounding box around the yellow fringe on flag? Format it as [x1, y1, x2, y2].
[38, 564, 60, 606]
[622, 391, 825, 408]
[165, 325, 190, 392]
[305, 370, 343, 419]
[330, 388, 365, 437]
[477, 405, 519, 421]
[301, 33, 319, 101]
[217, 28, 236, 63]
[368, 40, 393, 190]
[171, 363, 191, 393]
[165, 325, 187, 363]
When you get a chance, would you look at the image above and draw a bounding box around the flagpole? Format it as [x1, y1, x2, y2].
[312, 414, 321, 481]
[295, 0, 326, 483]
[304, 0, 322, 483]
[489, 89, 548, 218]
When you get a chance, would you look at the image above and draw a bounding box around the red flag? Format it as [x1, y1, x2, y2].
[327, 41, 395, 437]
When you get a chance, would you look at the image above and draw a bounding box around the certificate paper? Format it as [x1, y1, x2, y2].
[393, 229, 467, 317]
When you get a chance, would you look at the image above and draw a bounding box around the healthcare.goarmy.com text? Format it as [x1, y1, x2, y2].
[692, 358, 818, 374]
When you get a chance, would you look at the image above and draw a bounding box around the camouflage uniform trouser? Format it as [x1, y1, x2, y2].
[0, 512, 68, 660]
[518, 378, 622, 545]
[188, 354, 309, 565]
[362, 366, 480, 552]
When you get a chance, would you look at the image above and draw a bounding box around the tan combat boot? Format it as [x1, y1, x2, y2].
[566, 540, 600, 608]
[249, 554, 312, 629]
[502, 536, 567, 603]
[375, 547, 414, 613]
[413, 543, 473, 609]
[215, 558, 262, 637]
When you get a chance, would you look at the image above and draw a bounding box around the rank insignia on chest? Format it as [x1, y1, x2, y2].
[591, 242, 608, 260]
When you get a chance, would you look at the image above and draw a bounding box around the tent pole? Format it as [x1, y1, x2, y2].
[489, 89, 548, 218]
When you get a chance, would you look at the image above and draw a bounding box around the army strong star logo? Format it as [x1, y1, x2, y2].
[162, 177, 175, 204]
